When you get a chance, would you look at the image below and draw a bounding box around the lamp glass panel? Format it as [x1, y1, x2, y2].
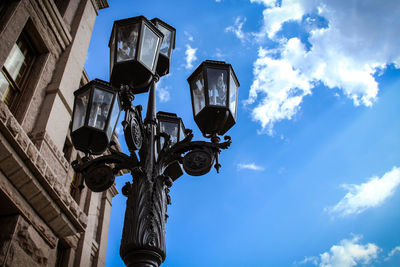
[88, 88, 113, 130]
[139, 25, 160, 70]
[110, 33, 115, 72]
[72, 90, 90, 132]
[157, 24, 172, 57]
[117, 24, 139, 63]
[160, 121, 179, 149]
[207, 68, 228, 107]
[106, 94, 121, 140]
[229, 72, 238, 119]
[191, 72, 205, 115]
[179, 122, 185, 142]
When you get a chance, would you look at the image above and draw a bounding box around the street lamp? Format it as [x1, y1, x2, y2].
[157, 111, 185, 150]
[109, 16, 164, 93]
[71, 79, 121, 155]
[156, 111, 186, 181]
[71, 15, 239, 267]
[150, 18, 176, 76]
[187, 60, 240, 136]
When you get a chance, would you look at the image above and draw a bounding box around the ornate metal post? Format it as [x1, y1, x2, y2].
[119, 169, 168, 267]
[119, 78, 169, 267]
[69, 15, 239, 266]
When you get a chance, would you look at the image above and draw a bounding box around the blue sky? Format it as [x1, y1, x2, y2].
[84, 0, 400, 266]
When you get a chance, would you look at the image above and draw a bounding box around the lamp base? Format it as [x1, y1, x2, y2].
[120, 174, 167, 267]
[122, 249, 163, 267]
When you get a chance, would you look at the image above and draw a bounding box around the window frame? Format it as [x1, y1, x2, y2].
[0, 31, 37, 111]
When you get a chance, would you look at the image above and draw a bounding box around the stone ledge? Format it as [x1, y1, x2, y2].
[0, 136, 80, 238]
[0, 101, 87, 236]
[30, 130, 70, 172]
[0, 171, 57, 248]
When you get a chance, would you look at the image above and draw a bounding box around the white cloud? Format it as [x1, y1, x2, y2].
[225, 17, 248, 43]
[326, 166, 400, 217]
[294, 256, 318, 266]
[237, 163, 264, 171]
[115, 124, 123, 137]
[155, 79, 171, 103]
[246, 41, 312, 134]
[297, 235, 380, 267]
[185, 44, 197, 70]
[257, 0, 305, 39]
[320, 235, 380, 267]
[247, 0, 400, 133]
[214, 48, 225, 60]
[184, 31, 194, 42]
[157, 86, 170, 103]
[250, 0, 277, 8]
[385, 246, 400, 261]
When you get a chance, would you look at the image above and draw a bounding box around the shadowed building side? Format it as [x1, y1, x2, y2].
[0, 0, 121, 266]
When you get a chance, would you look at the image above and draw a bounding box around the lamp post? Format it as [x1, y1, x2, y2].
[71, 15, 239, 267]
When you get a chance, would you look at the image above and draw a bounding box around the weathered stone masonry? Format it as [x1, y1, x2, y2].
[0, 0, 118, 266]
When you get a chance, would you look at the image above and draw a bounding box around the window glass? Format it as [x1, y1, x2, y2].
[88, 89, 113, 130]
[139, 25, 160, 70]
[0, 33, 35, 108]
[0, 72, 13, 105]
[207, 68, 227, 107]
[191, 72, 205, 115]
[4, 44, 25, 80]
[0, 34, 35, 106]
[117, 24, 139, 62]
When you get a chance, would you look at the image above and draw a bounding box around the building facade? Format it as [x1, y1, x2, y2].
[0, 0, 117, 266]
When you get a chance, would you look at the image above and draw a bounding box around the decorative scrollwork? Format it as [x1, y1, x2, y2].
[120, 172, 167, 266]
[124, 107, 144, 152]
[84, 165, 115, 192]
[156, 130, 232, 178]
[182, 149, 214, 176]
[71, 143, 139, 192]
[131, 116, 143, 149]
[122, 182, 132, 197]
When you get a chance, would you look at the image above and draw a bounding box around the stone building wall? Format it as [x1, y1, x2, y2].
[0, 0, 117, 266]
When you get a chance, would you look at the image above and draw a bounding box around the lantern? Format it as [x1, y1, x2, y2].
[109, 16, 164, 93]
[71, 79, 121, 155]
[187, 60, 239, 136]
[157, 111, 186, 180]
[150, 18, 176, 76]
[156, 111, 186, 151]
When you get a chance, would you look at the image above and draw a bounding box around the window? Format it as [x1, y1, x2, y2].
[92, 193, 102, 242]
[0, 32, 36, 109]
[0, 2, 5, 17]
[0, 0, 11, 19]
[63, 136, 73, 162]
[69, 171, 82, 203]
[54, 0, 69, 16]
[54, 240, 68, 267]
